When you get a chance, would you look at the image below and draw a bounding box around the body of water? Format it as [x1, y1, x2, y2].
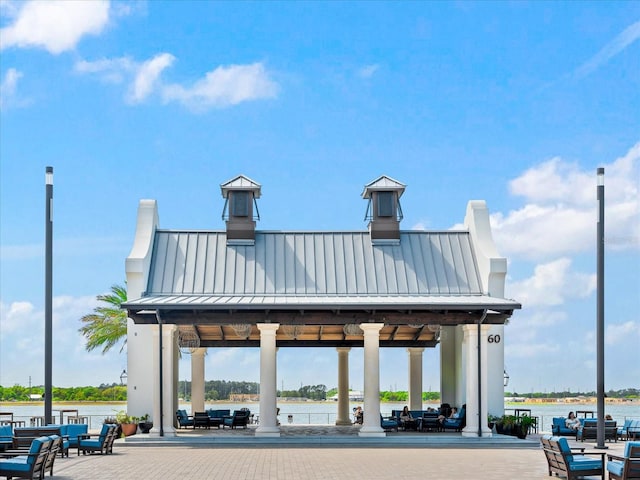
[2, 401, 638, 432]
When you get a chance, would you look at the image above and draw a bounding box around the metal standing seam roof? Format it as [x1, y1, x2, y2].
[124, 230, 520, 312]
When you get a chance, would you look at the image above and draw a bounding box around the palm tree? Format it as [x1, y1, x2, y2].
[79, 284, 128, 354]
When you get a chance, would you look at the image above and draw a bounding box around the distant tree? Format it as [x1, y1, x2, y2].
[79, 284, 128, 354]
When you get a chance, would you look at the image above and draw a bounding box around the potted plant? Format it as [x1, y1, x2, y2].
[515, 415, 535, 439]
[116, 410, 139, 437]
[497, 414, 517, 436]
[138, 414, 153, 434]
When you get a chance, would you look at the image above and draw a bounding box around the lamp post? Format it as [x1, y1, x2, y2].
[44, 166, 53, 425]
[596, 167, 606, 449]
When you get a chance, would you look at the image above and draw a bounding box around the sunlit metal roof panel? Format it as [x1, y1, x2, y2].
[144, 231, 488, 298]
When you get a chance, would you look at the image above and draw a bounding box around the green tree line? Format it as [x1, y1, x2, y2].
[0, 384, 127, 402]
[505, 388, 639, 399]
[3, 383, 637, 402]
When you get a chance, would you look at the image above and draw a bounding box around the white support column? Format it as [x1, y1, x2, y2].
[461, 324, 492, 438]
[486, 325, 505, 418]
[191, 348, 206, 413]
[439, 326, 457, 407]
[336, 347, 352, 425]
[255, 323, 280, 437]
[407, 348, 424, 411]
[359, 323, 385, 437]
[150, 324, 178, 437]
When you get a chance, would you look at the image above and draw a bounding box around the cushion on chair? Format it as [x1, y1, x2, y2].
[607, 460, 624, 477]
[618, 419, 632, 435]
[0, 458, 31, 472]
[624, 441, 640, 457]
[66, 424, 88, 446]
[569, 457, 603, 471]
[0, 425, 12, 443]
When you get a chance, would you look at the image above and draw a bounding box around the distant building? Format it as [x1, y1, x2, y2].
[329, 390, 363, 402]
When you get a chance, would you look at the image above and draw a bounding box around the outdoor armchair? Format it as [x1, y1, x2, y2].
[222, 411, 250, 429]
[77, 424, 115, 456]
[43, 435, 61, 477]
[176, 410, 194, 428]
[441, 406, 466, 432]
[607, 441, 640, 480]
[0, 435, 50, 480]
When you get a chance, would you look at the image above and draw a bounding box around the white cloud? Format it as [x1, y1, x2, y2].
[74, 56, 136, 84]
[493, 143, 640, 259]
[508, 258, 596, 307]
[0, 294, 128, 387]
[0, 67, 29, 110]
[411, 221, 428, 230]
[505, 341, 560, 359]
[76, 55, 278, 111]
[0, 300, 35, 334]
[606, 320, 640, 346]
[162, 62, 278, 111]
[0, 0, 110, 54]
[128, 53, 175, 103]
[358, 64, 379, 78]
[575, 20, 640, 78]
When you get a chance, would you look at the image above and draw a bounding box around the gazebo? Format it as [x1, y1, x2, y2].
[123, 175, 520, 437]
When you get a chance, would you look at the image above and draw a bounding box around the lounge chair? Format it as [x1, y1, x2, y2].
[176, 409, 194, 429]
[0, 435, 51, 480]
[577, 419, 617, 442]
[223, 410, 250, 429]
[540, 434, 605, 480]
[77, 424, 116, 456]
[0, 425, 13, 451]
[619, 420, 634, 441]
[380, 414, 399, 432]
[64, 424, 88, 452]
[606, 441, 640, 480]
[193, 412, 211, 429]
[551, 417, 577, 437]
[628, 420, 640, 441]
[43, 435, 61, 477]
[441, 405, 466, 432]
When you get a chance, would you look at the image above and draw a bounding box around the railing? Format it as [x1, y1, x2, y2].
[7, 413, 640, 432]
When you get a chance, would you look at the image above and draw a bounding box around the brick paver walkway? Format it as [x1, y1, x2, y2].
[47, 435, 624, 480]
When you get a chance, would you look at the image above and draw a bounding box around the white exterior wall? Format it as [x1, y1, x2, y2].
[486, 325, 505, 417]
[125, 200, 159, 419]
[464, 200, 509, 419]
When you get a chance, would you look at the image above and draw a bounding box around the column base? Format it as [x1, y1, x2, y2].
[335, 420, 353, 426]
[255, 427, 281, 437]
[149, 427, 177, 437]
[358, 427, 386, 437]
[461, 426, 492, 438]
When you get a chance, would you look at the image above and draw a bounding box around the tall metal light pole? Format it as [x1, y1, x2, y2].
[45, 166, 53, 424]
[596, 167, 606, 449]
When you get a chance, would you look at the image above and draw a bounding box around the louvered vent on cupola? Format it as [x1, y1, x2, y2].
[362, 175, 405, 244]
[220, 174, 261, 245]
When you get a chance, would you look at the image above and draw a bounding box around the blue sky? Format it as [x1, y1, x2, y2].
[1, 1, 638, 395]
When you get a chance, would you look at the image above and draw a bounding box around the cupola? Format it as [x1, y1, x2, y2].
[362, 175, 405, 244]
[221, 174, 261, 245]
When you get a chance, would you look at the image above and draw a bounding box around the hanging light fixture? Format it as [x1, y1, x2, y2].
[343, 324, 363, 336]
[230, 323, 252, 340]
